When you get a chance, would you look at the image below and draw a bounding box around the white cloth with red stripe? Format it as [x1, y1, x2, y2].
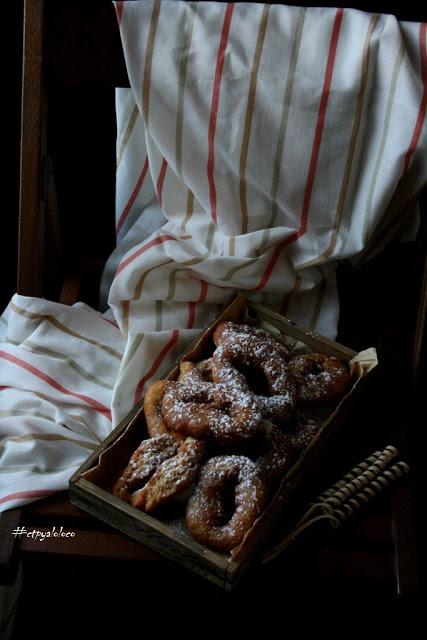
[1, 1, 426, 512]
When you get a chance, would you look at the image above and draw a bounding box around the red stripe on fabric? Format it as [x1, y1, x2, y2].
[253, 8, 344, 292]
[121, 299, 130, 335]
[116, 235, 178, 275]
[134, 329, 180, 404]
[207, 3, 235, 224]
[254, 241, 288, 292]
[116, 157, 149, 235]
[0, 350, 111, 420]
[0, 489, 63, 507]
[187, 280, 209, 328]
[403, 22, 427, 174]
[100, 316, 119, 328]
[156, 158, 168, 208]
[187, 302, 196, 329]
[0, 386, 10, 391]
[299, 8, 343, 234]
[114, 2, 124, 25]
[198, 279, 209, 303]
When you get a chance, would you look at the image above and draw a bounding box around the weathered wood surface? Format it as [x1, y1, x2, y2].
[18, 0, 45, 297]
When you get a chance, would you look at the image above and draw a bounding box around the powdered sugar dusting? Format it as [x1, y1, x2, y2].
[186, 455, 268, 551]
[118, 434, 178, 494]
[144, 438, 205, 512]
[113, 319, 352, 553]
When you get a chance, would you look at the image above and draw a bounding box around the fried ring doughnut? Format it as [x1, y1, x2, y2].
[212, 333, 297, 424]
[257, 425, 295, 480]
[177, 361, 196, 382]
[113, 434, 178, 501]
[113, 434, 205, 511]
[144, 380, 174, 437]
[186, 455, 268, 551]
[213, 321, 291, 360]
[289, 354, 351, 407]
[135, 438, 205, 512]
[290, 413, 322, 454]
[161, 381, 262, 444]
[177, 358, 214, 384]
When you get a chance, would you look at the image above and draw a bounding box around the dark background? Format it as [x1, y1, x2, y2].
[2, 1, 24, 311]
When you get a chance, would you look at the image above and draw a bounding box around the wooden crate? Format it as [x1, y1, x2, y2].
[69, 294, 377, 590]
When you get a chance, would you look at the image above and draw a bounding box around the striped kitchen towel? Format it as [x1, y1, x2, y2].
[105, 0, 426, 414]
[0, 1, 426, 511]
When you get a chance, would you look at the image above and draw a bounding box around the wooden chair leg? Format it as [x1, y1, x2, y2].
[0, 509, 22, 586]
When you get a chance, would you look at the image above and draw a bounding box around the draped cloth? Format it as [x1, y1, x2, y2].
[0, 1, 426, 511]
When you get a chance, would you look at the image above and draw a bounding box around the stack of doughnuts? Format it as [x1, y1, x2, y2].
[113, 320, 352, 551]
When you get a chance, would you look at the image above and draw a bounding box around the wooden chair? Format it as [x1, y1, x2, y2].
[1, 0, 425, 632]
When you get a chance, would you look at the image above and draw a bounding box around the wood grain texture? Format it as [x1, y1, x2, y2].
[18, 0, 45, 297]
[71, 479, 229, 588]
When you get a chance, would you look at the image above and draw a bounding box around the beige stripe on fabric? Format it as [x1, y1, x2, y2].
[228, 237, 235, 256]
[121, 300, 130, 337]
[142, 0, 161, 124]
[362, 43, 406, 243]
[256, 227, 273, 257]
[224, 227, 277, 282]
[165, 256, 206, 300]
[4, 432, 97, 451]
[299, 14, 379, 269]
[269, 7, 306, 230]
[222, 229, 278, 282]
[132, 259, 175, 300]
[0, 394, 100, 443]
[0, 463, 79, 474]
[309, 271, 327, 331]
[1, 387, 97, 424]
[132, 254, 207, 304]
[182, 255, 209, 266]
[205, 222, 216, 251]
[117, 105, 140, 166]
[181, 190, 195, 231]
[223, 256, 258, 282]
[10, 303, 122, 360]
[119, 333, 146, 373]
[257, 8, 306, 254]
[239, 4, 270, 236]
[0, 464, 77, 475]
[175, 2, 198, 177]
[167, 268, 186, 300]
[281, 272, 301, 316]
[18, 340, 113, 390]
